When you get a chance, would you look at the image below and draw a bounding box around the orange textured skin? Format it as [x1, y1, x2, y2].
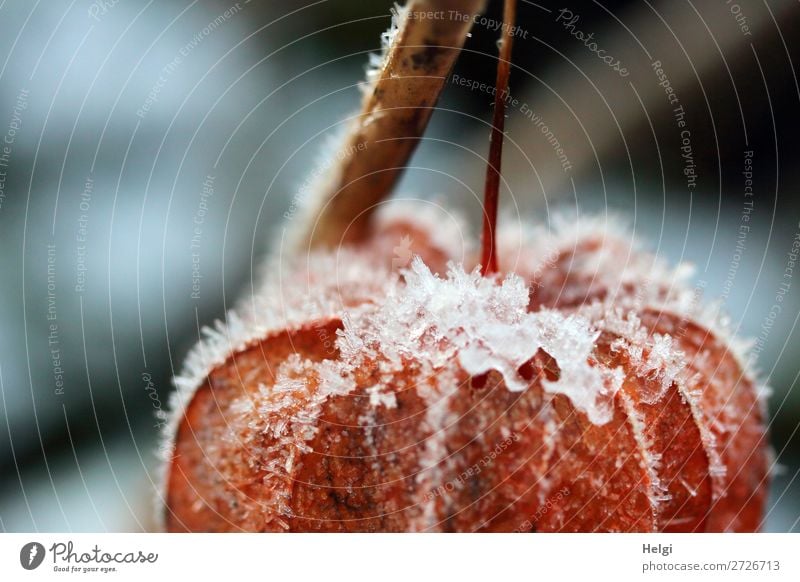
[166, 319, 767, 532]
[165, 226, 769, 532]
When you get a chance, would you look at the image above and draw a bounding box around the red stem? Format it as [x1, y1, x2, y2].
[481, 0, 517, 276]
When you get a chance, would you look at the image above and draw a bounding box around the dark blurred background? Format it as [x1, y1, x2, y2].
[0, 0, 799, 531]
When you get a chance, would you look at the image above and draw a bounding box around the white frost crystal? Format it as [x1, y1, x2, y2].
[338, 256, 623, 424]
[169, 213, 760, 441]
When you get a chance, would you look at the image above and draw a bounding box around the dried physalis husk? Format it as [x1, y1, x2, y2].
[162, 0, 769, 532]
[164, 214, 769, 532]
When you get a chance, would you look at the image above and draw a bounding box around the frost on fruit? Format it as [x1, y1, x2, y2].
[164, 211, 769, 532]
[338, 256, 622, 424]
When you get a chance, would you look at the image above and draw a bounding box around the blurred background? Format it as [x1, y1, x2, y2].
[1, 0, 799, 531]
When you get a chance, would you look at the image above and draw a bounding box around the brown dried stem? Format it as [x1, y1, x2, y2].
[299, 0, 487, 251]
[480, 0, 516, 275]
